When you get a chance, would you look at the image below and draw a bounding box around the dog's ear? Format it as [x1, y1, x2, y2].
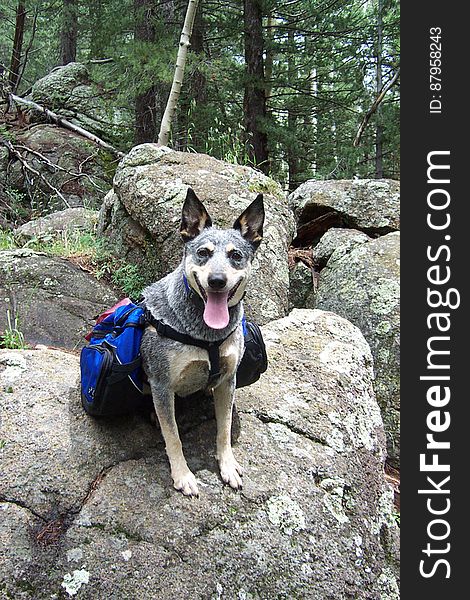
[180, 188, 213, 242]
[233, 194, 264, 249]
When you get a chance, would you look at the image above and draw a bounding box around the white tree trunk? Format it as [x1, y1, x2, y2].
[157, 0, 199, 147]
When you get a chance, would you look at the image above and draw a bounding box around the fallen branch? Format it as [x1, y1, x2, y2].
[288, 247, 314, 270]
[0, 137, 71, 207]
[88, 58, 115, 64]
[9, 92, 125, 158]
[353, 67, 400, 147]
[14, 142, 106, 193]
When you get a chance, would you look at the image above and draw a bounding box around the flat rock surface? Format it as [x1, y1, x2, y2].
[14, 208, 98, 241]
[0, 310, 399, 599]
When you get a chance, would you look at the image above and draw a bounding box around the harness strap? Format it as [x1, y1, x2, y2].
[207, 343, 221, 383]
[112, 356, 142, 372]
[106, 355, 142, 386]
[143, 308, 231, 385]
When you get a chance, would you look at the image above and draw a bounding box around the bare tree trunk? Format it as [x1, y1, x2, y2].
[243, 0, 269, 173]
[353, 68, 400, 148]
[158, 0, 200, 147]
[287, 29, 298, 191]
[59, 0, 78, 65]
[9, 1, 27, 92]
[174, 0, 206, 150]
[375, 0, 384, 178]
[264, 14, 274, 109]
[15, 4, 39, 93]
[154, 1, 175, 137]
[135, 86, 158, 144]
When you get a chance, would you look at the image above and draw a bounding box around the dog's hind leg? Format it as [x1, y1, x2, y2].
[213, 379, 243, 490]
[149, 379, 199, 497]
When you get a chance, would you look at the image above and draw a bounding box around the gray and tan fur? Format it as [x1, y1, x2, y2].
[141, 188, 264, 496]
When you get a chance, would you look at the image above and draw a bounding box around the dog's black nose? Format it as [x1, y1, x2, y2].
[208, 273, 227, 290]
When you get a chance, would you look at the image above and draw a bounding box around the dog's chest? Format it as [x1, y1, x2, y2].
[169, 342, 240, 396]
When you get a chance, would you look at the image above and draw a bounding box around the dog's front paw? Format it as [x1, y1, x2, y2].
[172, 469, 200, 497]
[219, 456, 243, 490]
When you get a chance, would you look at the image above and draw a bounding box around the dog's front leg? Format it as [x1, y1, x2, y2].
[149, 380, 199, 497]
[213, 379, 243, 489]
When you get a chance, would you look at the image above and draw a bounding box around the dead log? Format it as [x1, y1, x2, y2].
[9, 93, 125, 158]
[291, 211, 344, 248]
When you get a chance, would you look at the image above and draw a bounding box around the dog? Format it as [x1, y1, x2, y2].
[140, 188, 264, 496]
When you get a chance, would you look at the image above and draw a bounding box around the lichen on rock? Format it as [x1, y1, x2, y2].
[0, 309, 399, 598]
[314, 232, 400, 466]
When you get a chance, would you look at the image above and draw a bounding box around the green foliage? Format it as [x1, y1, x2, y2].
[22, 229, 96, 257]
[0, 227, 97, 257]
[0, 0, 399, 188]
[92, 239, 145, 299]
[0, 124, 16, 142]
[0, 309, 26, 350]
[198, 117, 250, 166]
[0, 229, 16, 250]
[1, 186, 30, 224]
[111, 263, 146, 299]
[0, 226, 144, 298]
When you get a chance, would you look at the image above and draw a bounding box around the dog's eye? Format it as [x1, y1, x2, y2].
[229, 250, 243, 262]
[197, 247, 211, 258]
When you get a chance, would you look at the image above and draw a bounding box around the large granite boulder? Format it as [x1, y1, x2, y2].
[289, 179, 400, 235]
[30, 63, 127, 146]
[98, 144, 296, 325]
[313, 232, 400, 466]
[0, 309, 399, 599]
[0, 250, 117, 349]
[288, 228, 372, 310]
[4, 124, 116, 211]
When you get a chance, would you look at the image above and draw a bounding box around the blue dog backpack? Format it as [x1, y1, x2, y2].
[80, 300, 149, 416]
[80, 299, 267, 417]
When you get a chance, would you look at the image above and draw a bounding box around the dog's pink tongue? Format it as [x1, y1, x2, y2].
[204, 291, 230, 329]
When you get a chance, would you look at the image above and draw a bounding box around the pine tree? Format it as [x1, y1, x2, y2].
[59, 0, 78, 65]
[243, 0, 269, 172]
[8, 0, 26, 91]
